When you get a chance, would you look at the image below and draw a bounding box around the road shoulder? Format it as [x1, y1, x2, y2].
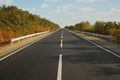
[0, 31, 55, 59]
[72, 31, 120, 54]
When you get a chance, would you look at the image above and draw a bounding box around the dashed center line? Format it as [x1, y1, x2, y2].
[60, 30, 63, 48]
[57, 30, 63, 80]
[60, 39, 63, 48]
[57, 54, 62, 80]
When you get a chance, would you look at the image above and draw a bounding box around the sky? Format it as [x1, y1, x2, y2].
[0, 0, 120, 27]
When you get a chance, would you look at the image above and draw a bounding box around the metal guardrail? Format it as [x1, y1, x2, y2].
[76, 31, 114, 40]
[0, 31, 49, 47]
[0, 31, 50, 58]
[10, 31, 49, 42]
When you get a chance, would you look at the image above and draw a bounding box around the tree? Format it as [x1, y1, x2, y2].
[0, 5, 60, 42]
[94, 21, 106, 34]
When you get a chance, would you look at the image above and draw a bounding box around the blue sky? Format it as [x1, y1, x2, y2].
[0, 0, 120, 27]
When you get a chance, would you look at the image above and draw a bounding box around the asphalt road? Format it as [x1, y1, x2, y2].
[0, 29, 120, 80]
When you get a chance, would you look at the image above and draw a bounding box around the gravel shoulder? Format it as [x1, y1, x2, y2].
[73, 31, 120, 55]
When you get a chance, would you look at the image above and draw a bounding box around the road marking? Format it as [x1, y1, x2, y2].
[0, 35, 50, 61]
[81, 36, 120, 58]
[61, 31, 63, 39]
[57, 54, 62, 80]
[61, 35, 63, 39]
[60, 39, 63, 48]
[60, 31, 63, 48]
[57, 30, 63, 80]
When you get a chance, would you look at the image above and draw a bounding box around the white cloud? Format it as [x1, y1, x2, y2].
[77, 0, 106, 2]
[92, 8, 120, 17]
[56, 4, 75, 14]
[110, 8, 120, 12]
[0, 0, 13, 5]
[58, 4, 74, 10]
[53, 5, 97, 26]
[81, 7, 95, 12]
[94, 8, 120, 16]
[51, 4, 119, 27]
[41, 3, 49, 8]
[56, 4, 95, 14]
[29, 8, 37, 14]
[44, 0, 60, 2]
[95, 11, 112, 16]
[21, 8, 37, 14]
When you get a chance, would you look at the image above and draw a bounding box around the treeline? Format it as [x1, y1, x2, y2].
[0, 5, 60, 42]
[65, 21, 120, 43]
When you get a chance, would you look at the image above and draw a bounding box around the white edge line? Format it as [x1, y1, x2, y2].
[57, 54, 62, 80]
[65, 29, 120, 58]
[0, 32, 55, 61]
[79, 35, 120, 58]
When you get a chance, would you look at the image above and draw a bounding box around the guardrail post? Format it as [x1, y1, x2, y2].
[10, 38, 14, 46]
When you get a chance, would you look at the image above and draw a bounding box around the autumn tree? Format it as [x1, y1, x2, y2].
[0, 5, 60, 42]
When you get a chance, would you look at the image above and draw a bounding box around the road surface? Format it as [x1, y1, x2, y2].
[0, 29, 120, 80]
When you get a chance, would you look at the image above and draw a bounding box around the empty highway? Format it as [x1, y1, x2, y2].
[0, 29, 120, 80]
